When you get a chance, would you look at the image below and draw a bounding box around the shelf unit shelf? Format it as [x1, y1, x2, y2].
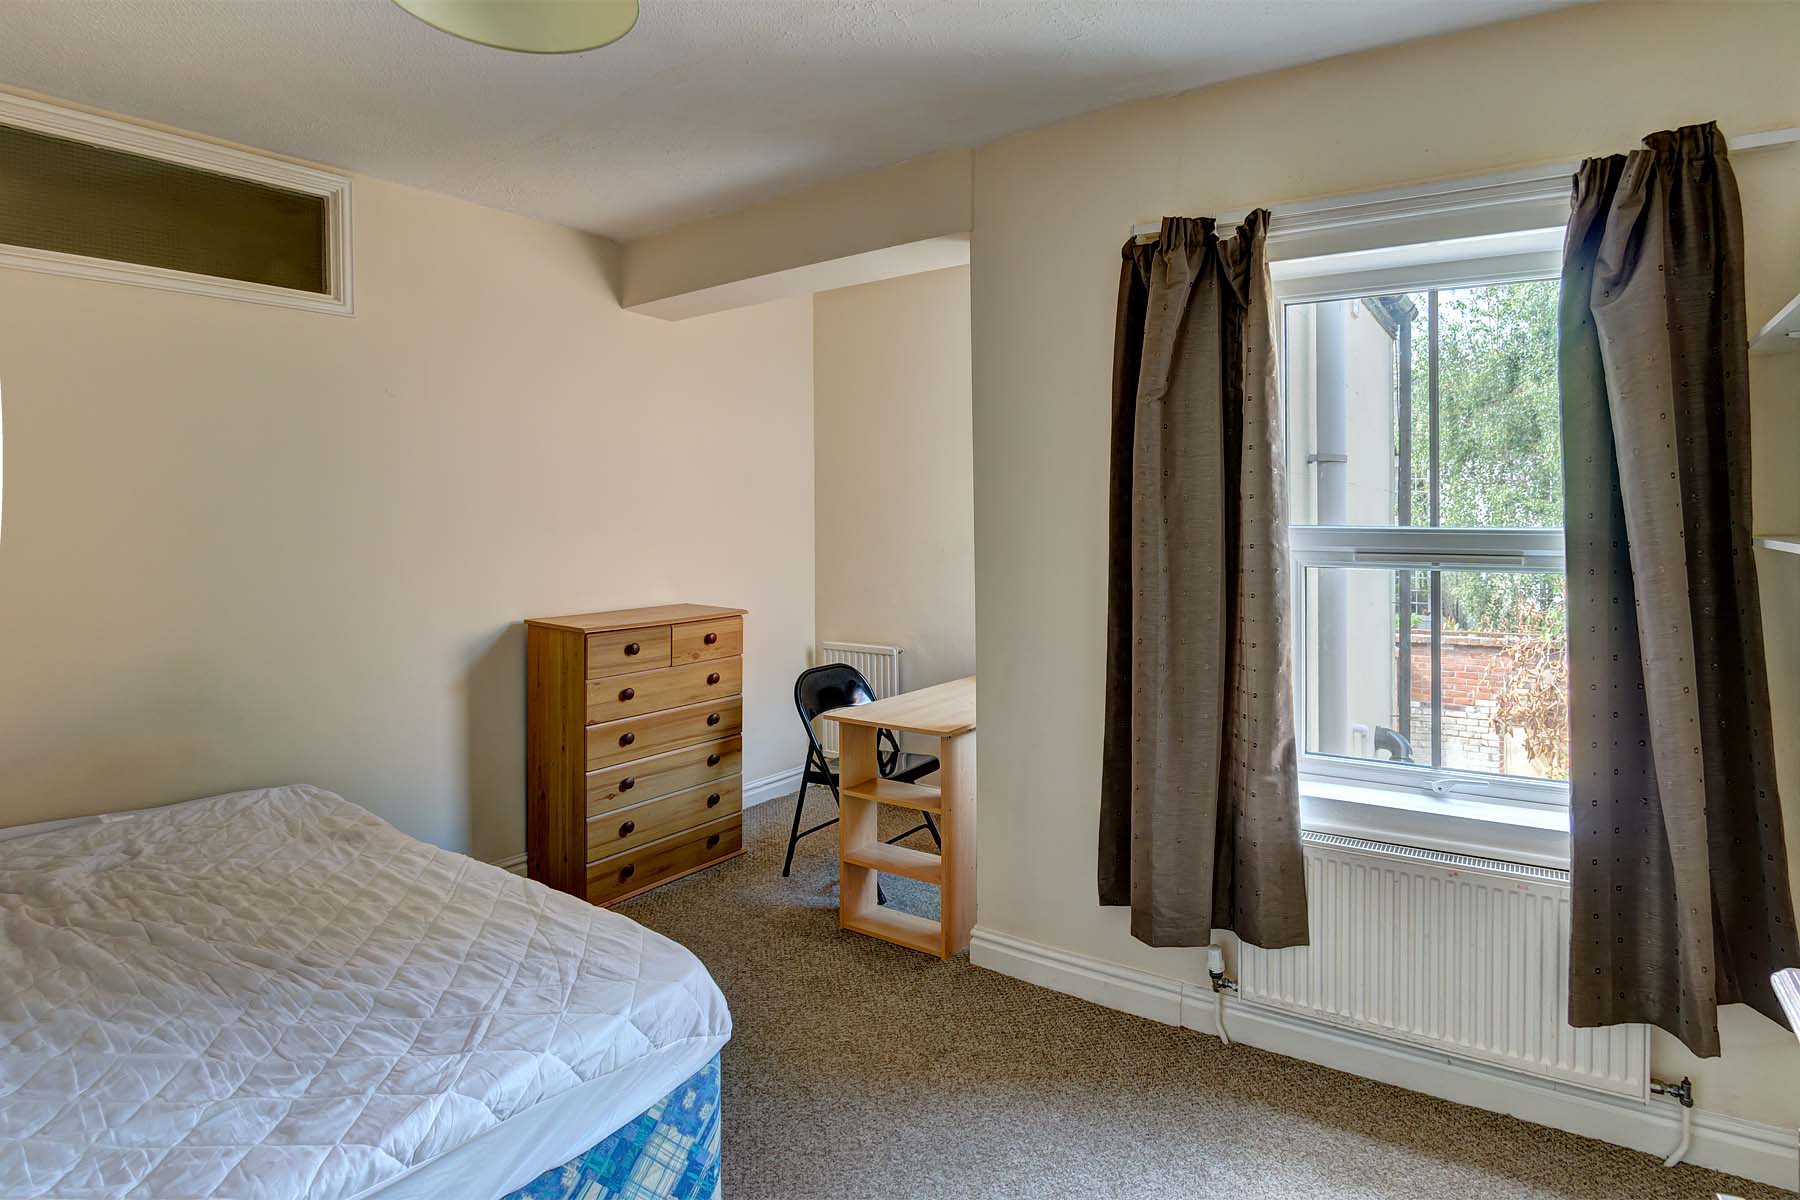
[840, 775, 942, 814]
[842, 840, 943, 884]
[841, 905, 943, 956]
[1754, 533, 1800, 556]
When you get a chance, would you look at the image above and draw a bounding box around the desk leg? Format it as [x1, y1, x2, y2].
[937, 729, 977, 957]
[837, 723, 880, 928]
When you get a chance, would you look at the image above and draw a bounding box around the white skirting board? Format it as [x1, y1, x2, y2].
[487, 765, 804, 877]
[743, 765, 804, 809]
[970, 926, 1800, 1192]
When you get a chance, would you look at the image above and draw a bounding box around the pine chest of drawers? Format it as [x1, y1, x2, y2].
[526, 604, 747, 905]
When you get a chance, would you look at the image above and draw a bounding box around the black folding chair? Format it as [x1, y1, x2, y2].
[784, 663, 941, 880]
[1374, 725, 1415, 763]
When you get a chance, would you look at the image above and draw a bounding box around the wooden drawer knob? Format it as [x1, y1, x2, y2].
[619, 863, 635, 881]
[706, 834, 721, 849]
[703, 631, 718, 646]
[706, 792, 721, 808]
[706, 753, 721, 767]
[619, 819, 635, 837]
[619, 686, 635, 701]
[624, 642, 641, 656]
[620, 776, 635, 792]
[707, 672, 720, 685]
[619, 731, 636, 747]
[706, 712, 721, 726]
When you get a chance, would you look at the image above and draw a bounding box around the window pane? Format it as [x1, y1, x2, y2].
[1301, 565, 1421, 765]
[1283, 281, 1562, 530]
[1437, 569, 1568, 781]
[0, 121, 328, 293]
[1302, 566, 1568, 783]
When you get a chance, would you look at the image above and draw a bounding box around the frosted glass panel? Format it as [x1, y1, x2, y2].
[0, 121, 327, 293]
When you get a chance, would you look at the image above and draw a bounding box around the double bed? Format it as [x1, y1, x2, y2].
[0, 785, 731, 1200]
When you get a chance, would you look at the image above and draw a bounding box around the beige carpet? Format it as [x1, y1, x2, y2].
[618, 792, 1785, 1200]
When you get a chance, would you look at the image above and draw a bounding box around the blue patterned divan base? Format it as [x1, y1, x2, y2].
[502, 1056, 722, 1200]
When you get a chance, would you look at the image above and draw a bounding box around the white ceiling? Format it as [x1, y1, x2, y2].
[0, 0, 1579, 240]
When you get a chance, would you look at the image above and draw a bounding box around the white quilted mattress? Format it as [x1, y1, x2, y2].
[0, 785, 732, 1200]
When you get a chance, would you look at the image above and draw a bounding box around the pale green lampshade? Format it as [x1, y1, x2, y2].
[393, 0, 638, 53]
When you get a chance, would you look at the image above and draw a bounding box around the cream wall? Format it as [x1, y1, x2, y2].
[0, 162, 816, 864]
[968, 1, 1800, 1128]
[813, 266, 976, 698]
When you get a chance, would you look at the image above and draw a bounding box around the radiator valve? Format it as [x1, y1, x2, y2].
[1651, 1076, 1695, 1108]
[1205, 944, 1235, 993]
[1649, 1076, 1695, 1169]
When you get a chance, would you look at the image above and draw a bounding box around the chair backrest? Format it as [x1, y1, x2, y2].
[794, 663, 877, 741]
[1373, 725, 1414, 763]
[793, 663, 901, 780]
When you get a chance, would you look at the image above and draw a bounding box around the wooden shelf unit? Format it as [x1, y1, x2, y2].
[826, 676, 976, 960]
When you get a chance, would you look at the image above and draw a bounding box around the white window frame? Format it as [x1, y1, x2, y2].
[1270, 209, 1570, 815]
[0, 91, 354, 316]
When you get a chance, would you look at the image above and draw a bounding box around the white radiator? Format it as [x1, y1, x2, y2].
[1236, 832, 1650, 1100]
[813, 641, 902, 755]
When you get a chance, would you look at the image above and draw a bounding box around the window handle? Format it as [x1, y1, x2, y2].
[1426, 777, 1491, 797]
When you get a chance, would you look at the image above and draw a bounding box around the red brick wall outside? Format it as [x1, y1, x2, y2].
[1407, 631, 1511, 708]
[1400, 631, 1552, 775]
[1381, 632, 1563, 778]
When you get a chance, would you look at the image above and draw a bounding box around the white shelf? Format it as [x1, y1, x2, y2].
[1752, 292, 1800, 354]
[1754, 533, 1800, 556]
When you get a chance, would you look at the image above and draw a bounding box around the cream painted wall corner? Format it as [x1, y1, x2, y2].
[814, 265, 977, 703]
[623, 148, 972, 313]
[0, 136, 817, 865]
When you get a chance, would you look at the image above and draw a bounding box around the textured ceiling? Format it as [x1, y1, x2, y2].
[0, 0, 1579, 239]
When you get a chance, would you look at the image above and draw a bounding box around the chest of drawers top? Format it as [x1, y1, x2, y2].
[529, 604, 746, 677]
[526, 603, 747, 635]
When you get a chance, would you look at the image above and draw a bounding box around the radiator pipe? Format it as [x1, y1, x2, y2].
[1664, 1104, 1692, 1169]
[1650, 1077, 1694, 1168]
[1205, 944, 1235, 1047]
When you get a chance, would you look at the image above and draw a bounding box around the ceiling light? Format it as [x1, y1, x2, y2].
[393, 0, 638, 54]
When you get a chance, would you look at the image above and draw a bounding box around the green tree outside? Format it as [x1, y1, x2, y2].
[1403, 280, 1565, 635]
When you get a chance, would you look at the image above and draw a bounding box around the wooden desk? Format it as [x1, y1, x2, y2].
[824, 676, 976, 958]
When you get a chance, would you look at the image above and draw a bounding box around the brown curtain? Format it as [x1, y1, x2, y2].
[1560, 122, 1796, 1057]
[1099, 212, 1308, 951]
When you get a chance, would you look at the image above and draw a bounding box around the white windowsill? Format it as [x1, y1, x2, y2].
[1299, 778, 1571, 871]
